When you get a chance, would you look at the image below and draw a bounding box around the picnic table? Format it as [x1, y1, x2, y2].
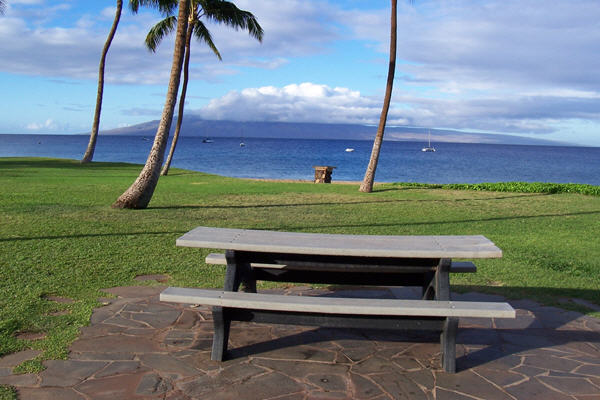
[161, 227, 514, 373]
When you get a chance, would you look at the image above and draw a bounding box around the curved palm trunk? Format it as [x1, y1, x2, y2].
[161, 18, 196, 176]
[112, 0, 190, 209]
[82, 0, 122, 164]
[359, 0, 397, 193]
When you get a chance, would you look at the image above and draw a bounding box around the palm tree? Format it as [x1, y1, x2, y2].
[112, 0, 190, 209]
[359, 0, 398, 193]
[81, 0, 123, 163]
[134, 0, 263, 176]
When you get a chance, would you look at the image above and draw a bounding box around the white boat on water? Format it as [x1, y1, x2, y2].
[422, 130, 436, 152]
[345, 148, 355, 152]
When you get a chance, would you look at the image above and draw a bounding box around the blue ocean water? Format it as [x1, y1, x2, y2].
[1, 134, 599, 185]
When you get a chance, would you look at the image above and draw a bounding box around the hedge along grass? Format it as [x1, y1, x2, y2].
[389, 181, 600, 196]
[0, 157, 599, 375]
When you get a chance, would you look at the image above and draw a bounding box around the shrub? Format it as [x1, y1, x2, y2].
[391, 182, 600, 196]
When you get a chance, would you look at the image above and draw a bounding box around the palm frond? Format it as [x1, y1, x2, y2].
[129, 0, 178, 16]
[145, 15, 177, 52]
[199, 0, 263, 42]
[193, 20, 222, 60]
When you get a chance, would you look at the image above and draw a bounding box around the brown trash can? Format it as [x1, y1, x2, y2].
[313, 166, 336, 183]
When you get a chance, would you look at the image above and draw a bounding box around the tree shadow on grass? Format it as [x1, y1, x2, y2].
[280, 210, 600, 231]
[0, 158, 137, 170]
[150, 193, 550, 210]
[0, 230, 187, 242]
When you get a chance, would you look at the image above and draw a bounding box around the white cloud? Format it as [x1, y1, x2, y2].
[9, 0, 44, 4]
[331, 0, 600, 136]
[197, 81, 600, 136]
[0, 10, 176, 84]
[101, 7, 118, 19]
[121, 107, 162, 117]
[2, 0, 599, 94]
[2, 0, 600, 141]
[199, 82, 386, 124]
[0, 0, 339, 85]
[26, 118, 58, 131]
[344, 0, 600, 96]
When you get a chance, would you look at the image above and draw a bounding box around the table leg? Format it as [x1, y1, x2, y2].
[211, 250, 256, 361]
[211, 307, 230, 361]
[422, 258, 451, 300]
[435, 258, 452, 301]
[441, 317, 459, 373]
[225, 250, 256, 293]
[434, 258, 457, 372]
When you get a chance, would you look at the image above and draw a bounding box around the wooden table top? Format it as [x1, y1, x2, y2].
[177, 227, 502, 259]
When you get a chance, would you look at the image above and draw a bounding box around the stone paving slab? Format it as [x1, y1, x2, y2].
[0, 285, 599, 399]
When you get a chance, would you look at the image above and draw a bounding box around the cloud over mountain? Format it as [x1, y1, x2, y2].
[1, 0, 599, 145]
[199, 82, 386, 124]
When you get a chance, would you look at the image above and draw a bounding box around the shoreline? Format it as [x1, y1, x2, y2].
[247, 178, 364, 185]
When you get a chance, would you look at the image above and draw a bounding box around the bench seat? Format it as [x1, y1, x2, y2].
[161, 287, 514, 318]
[205, 252, 477, 273]
[160, 287, 515, 373]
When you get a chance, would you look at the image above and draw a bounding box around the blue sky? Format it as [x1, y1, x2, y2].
[1, 0, 599, 146]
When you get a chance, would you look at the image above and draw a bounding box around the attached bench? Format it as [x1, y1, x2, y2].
[161, 287, 515, 373]
[167, 227, 509, 373]
[205, 252, 477, 273]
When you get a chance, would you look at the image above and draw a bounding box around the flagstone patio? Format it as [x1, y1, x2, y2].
[1, 284, 599, 399]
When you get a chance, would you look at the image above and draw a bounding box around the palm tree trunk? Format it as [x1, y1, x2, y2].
[81, 0, 122, 164]
[359, 0, 397, 193]
[161, 18, 196, 177]
[112, 0, 190, 209]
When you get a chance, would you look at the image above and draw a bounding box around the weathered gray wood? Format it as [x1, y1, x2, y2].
[211, 306, 229, 361]
[449, 261, 477, 273]
[227, 308, 446, 330]
[207, 252, 285, 269]
[160, 287, 516, 319]
[205, 253, 477, 273]
[224, 250, 256, 293]
[441, 317, 459, 373]
[178, 227, 502, 259]
[175, 226, 503, 373]
[435, 258, 452, 301]
[211, 250, 257, 361]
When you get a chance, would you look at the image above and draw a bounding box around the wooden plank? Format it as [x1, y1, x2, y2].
[225, 308, 446, 330]
[449, 261, 477, 273]
[160, 287, 516, 319]
[179, 227, 502, 259]
[177, 227, 502, 259]
[206, 253, 281, 269]
[205, 253, 476, 273]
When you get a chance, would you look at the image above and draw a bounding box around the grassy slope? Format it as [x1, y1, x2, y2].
[1, 157, 599, 373]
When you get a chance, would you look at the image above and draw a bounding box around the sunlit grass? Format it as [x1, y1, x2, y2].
[1, 157, 599, 374]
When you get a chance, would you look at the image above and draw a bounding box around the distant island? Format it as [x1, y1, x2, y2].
[94, 116, 569, 146]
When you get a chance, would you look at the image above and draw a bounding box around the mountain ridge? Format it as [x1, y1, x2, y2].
[95, 116, 570, 146]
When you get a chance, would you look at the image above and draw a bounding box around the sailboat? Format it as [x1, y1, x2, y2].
[422, 130, 436, 152]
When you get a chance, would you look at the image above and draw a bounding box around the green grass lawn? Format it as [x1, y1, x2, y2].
[1, 157, 599, 374]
